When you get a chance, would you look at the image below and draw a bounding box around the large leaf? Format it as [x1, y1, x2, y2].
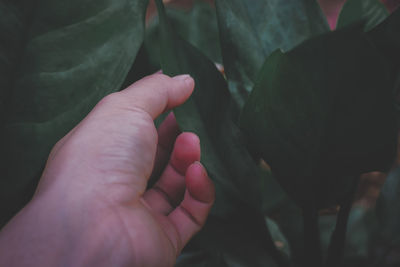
[0, 0, 148, 226]
[0, 0, 34, 107]
[154, 0, 285, 216]
[215, 0, 330, 107]
[179, 213, 280, 267]
[240, 24, 398, 209]
[145, 2, 222, 72]
[336, 0, 389, 31]
[176, 251, 227, 267]
[367, 7, 400, 80]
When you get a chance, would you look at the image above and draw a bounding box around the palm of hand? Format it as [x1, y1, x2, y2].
[33, 75, 214, 267]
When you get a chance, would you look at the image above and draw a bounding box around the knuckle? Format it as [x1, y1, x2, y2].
[152, 73, 170, 81]
[147, 73, 173, 87]
[97, 92, 124, 108]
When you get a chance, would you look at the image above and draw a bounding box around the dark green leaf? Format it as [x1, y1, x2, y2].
[0, 0, 148, 225]
[368, 7, 400, 77]
[319, 207, 377, 266]
[215, 0, 330, 107]
[376, 167, 400, 246]
[266, 217, 291, 259]
[370, 167, 400, 266]
[337, 0, 389, 31]
[0, 0, 34, 107]
[240, 25, 397, 208]
[181, 214, 279, 267]
[275, 201, 304, 265]
[176, 251, 227, 267]
[343, 207, 377, 265]
[155, 0, 285, 216]
[145, 2, 222, 71]
[120, 44, 159, 91]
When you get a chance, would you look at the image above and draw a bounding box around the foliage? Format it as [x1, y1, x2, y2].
[0, 0, 148, 226]
[1, 0, 400, 266]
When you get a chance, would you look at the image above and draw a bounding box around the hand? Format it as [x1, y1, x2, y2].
[0, 73, 215, 267]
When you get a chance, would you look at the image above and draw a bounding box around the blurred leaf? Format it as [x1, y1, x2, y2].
[343, 207, 377, 266]
[176, 251, 227, 267]
[275, 201, 304, 265]
[376, 167, 400, 246]
[319, 215, 337, 259]
[215, 0, 330, 107]
[319, 207, 377, 266]
[368, 7, 400, 87]
[266, 217, 291, 259]
[337, 0, 389, 31]
[0, 0, 148, 226]
[181, 213, 280, 267]
[155, 0, 285, 216]
[240, 25, 397, 209]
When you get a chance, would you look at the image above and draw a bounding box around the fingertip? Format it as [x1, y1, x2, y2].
[170, 133, 200, 173]
[172, 74, 194, 88]
[167, 161, 214, 250]
[186, 162, 215, 204]
[168, 75, 194, 110]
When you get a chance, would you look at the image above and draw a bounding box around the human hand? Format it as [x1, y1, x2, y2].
[0, 73, 215, 267]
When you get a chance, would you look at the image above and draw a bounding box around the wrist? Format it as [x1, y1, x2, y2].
[0, 191, 130, 267]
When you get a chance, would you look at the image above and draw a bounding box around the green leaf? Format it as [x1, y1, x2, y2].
[368, 7, 400, 74]
[343, 207, 377, 265]
[145, 2, 222, 71]
[0, 0, 148, 225]
[376, 167, 400, 246]
[319, 207, 377, 266]
[215, 0, 330, 107]
[274, 201, 305, 265]
[368, 167, 400, 266]
[337, 0, 389, 31]
[266, 217, 291, 259]
[176, 251, 227, 267]
[180, 214, 279, 267]
[240, 25, 398, 209]
[154, 0, 285, 216]
[0, 0, 34, 106]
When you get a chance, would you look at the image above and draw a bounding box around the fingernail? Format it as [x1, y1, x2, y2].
[173, 74, 193, 86]
[173, 74, 191, 80]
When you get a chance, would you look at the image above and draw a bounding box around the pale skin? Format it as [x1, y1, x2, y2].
[0, 73, 215, 267]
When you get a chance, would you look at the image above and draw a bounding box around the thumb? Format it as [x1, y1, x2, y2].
[117, 73, 194, 119]
[39, 73, 194, 197]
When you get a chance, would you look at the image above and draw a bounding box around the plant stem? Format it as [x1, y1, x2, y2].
[326, 177, 359, 267]
[302, 206, 323, 267]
